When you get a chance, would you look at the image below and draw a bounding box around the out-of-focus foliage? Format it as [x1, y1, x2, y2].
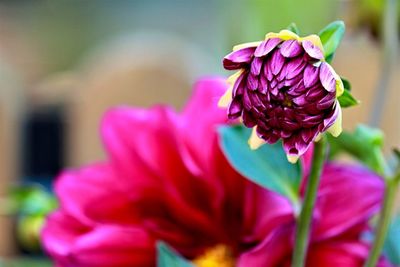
[10, 185, 57, 252]
[0, 258, 52, 267]
[356, 0, 400, 38]
[328, 124, 386, 175]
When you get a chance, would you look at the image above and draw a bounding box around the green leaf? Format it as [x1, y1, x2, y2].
[341, 77, 352, 91]
[338, 89, 359, 108]
[157, 242, 194, 267]
[219, 125, 301, 206]
[383, 216, 400, 265]
[318, 20, 345, 62]
[328, 124, 386, 174]
[287, 22, 300, 35]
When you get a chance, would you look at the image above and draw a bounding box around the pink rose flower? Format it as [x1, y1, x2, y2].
[41, 78, 390, 267]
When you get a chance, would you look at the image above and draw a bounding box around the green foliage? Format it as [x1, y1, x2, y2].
[0, 258, 52, 267]
[340, 77, 352, 91]
[338, 89, 359, 108]
[157, 242, 193, 267]
[219, 125, 301, 206]
[318, 21, 345, 63]
[328, 124, 386, 175]
[338, 76, 358, 108]
[10, 185, 57, 216]
[383, 215, 400, 265]
[287, 22, 300, 35]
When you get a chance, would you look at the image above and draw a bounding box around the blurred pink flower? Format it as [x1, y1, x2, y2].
[42, 78, 390, 267]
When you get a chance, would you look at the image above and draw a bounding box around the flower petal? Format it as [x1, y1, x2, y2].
[223, 46, 257, 70]
[326, 102, 342, 137]
[302, 39, 324, 60]
[280, 39, 303, 58]
[71, 225, 155, 267]
[237, 225, 293, 267]
[248, 127, 265, 150]
[313, 163, 385, 241]
[254, 38, 282, 57]
[319, 62, 337, 93]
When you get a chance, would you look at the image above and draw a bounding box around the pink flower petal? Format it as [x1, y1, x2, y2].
[313, 163, 385, 241]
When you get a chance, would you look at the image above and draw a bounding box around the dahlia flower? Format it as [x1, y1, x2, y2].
[219, 30, 344, 162]
[42, 78, 389, 267]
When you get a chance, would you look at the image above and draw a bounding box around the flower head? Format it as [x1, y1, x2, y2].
[220, 30, 344, 162]
[41, 78, 389, 267]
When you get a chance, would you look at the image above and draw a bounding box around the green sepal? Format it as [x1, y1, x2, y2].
[319, 20, 345, 63]
[338, 89, 359, 108]
[341, 77, 352, 91]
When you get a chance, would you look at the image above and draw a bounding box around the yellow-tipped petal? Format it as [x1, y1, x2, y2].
[314, 133, 322, 142]
[233, 41, 262, 51]
[218, 70, 244, 108]
[320, 62, 344, 97]
[218, 87, 233, 108]
[227, 70, 243, 85]
[265, 30, 299, 41]
[327, 103, 343, 137]
[300, 34, 325, 54]
[248, 127, 265, 150]
[335, 77, 344, 97]
[287, 155, 299, 164]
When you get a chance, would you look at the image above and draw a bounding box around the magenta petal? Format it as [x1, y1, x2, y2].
[307, 242, 375, 267]
[292, 95, 307, 106]
[237, 225, 292, 267]
[54, 165, 118, 226]
[228, 98, 243, 118]
[41, 211, 91, 265]
[285, 57, 305, 80]
[313, 163, 385, 241]
[233, 73, 246, 96]
[316, 94, 335, 110]
[101, 106, 187, 182]
[254, 38, 282, 57]
[302, 40, 324, 60]
[322, 102, 339, 130]
[71, 226, 155, 266]
[280, 39, 303, 58]
[247, 73, 259, 90]
[270, 50, 286, 75]
[319, 62, 336, 92]
[242, 184, 293, 241]
[303, 64, 320, 88]
[223, 47, 256, 70]
[250, 57, 263, 75]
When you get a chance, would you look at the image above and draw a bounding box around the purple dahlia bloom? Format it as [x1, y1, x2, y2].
[219, 30, 344, 162]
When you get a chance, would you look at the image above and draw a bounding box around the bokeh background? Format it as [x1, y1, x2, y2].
[0, 0, 398, 265]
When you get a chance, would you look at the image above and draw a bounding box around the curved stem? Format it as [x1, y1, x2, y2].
[364, 174, 399, 267]
[291, 136, 327, 267]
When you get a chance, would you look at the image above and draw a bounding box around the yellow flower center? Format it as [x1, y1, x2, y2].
[192, 245, 235, 267]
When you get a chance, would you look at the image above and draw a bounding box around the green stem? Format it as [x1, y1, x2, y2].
[291, 136, 327, 267]
[364, 174, 399, 267]
[369, 0, 398, 126]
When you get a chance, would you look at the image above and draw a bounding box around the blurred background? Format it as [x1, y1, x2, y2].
[0, 0, 398, 265]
